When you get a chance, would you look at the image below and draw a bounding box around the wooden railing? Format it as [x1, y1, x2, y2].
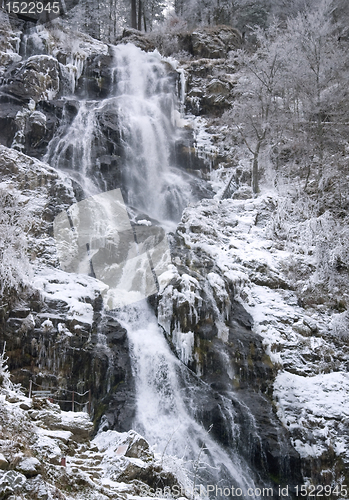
[28, 380, 91, 414]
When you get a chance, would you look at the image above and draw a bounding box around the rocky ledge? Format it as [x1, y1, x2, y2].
[0, 378, 184, 499]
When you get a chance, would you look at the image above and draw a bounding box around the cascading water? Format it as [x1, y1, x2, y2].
[45, 100, 106, 195]
[111, 44, 191, 224]
[45, 42, 259, 497]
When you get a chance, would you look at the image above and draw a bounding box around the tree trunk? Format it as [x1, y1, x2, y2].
[174, 0, 183, 16]
[138, 0, 142, 30]
[131, 0, 137, 29]
[252, 140, 262, 195]
[316, 77, 324, 180]
[317, 114, 324, 180]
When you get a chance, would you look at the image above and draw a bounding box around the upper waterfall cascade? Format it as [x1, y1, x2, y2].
[111, 44, 191, 223]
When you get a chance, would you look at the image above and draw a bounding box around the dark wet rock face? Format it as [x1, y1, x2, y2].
[182, 57, 237, 116]
[75, 53, 115, 99]
[1, 55, 60, 102]
[4, 292, 135, 433]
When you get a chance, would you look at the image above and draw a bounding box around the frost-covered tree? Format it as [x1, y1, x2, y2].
[280, 0, 349, 179]
[0, 188, 32, 305]
[65, 0, 127, 41]
[269, 0, 318, 20]
[65, 0, 168, 36]
[143, 0, 167, 30]
[173, 0, 279, 30]
[228, 23, 286, 193]
[0, 343, 12, 391]
[173, 0, 247, 28]
[226, 0, 349, 194]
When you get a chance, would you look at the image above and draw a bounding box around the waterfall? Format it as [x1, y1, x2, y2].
[46, 43, 258, 497]
[45, 100, 106, 196]
[111, 44, 191, 224]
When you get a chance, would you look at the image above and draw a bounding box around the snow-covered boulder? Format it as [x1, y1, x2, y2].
[16, 457, 41, 477]
[93, 429, 153, 461]
[36, 408, 93, 440]
[0, 452, 8, 470]
[0, 470, 27, 496]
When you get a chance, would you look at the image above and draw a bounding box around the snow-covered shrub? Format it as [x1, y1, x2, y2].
[0, 343, 23, 395]
[0, 187, 32, 304]
[269, 192, 349, 308]
[310, 212, 349, 281]
[329, 311, 349, 339]
[0, 343, 12, 390]
[148, 15, 191, 57]
[268, 191, 316, 244]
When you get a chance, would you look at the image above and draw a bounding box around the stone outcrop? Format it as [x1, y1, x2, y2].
[190, 26, 242, 58]
[116, 28, 156, 53]
[182, 56, 237, 116]
[0, 453, 8, 471]
[4, 286, 136, 433]
[1, 55, 60, 102]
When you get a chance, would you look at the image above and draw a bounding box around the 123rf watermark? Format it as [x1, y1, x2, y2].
[139, 485, 275, 498]
[139, 484, 348, 498]
[1, 0, 79, 23]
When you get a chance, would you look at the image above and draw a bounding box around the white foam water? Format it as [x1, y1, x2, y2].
[111, 43, 191, 224]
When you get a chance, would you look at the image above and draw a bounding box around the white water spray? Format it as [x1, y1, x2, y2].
[112, 43, 191, 223]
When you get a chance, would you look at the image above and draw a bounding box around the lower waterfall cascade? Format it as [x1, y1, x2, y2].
[116, 302, 260, 497]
